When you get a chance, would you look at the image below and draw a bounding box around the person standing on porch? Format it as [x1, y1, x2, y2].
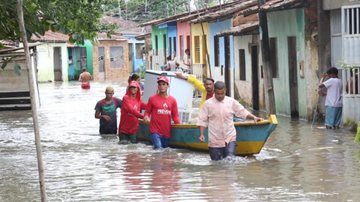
[79, 68, 92, 89]
[319, 67, 343, 129]
[197, 81, 262, 161]
[144, 76, 180, 149]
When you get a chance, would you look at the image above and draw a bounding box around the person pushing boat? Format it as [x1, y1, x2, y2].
[94, 86, 122, 134]
[118, 81, 147, 144]
[175, 72, 214, 107]
[197, 81, 262, 161]
[144, 76, 180, 149]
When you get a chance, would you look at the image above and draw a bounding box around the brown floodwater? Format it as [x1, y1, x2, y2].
[1, 81, 360, 202]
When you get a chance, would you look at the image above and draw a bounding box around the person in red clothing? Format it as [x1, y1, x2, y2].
[119, 81, 147, 144]
[144, 76, 180, 149]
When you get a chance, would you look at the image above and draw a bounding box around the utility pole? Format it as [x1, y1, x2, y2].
[16, 0, 47, 201]
[258, 0, 276, 114]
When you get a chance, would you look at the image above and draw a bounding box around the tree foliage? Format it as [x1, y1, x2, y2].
[0, 0, 117, 45]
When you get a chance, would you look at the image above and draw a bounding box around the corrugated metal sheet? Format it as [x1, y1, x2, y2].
[216, 21, 259, 36]
[30, 31, 69, 42]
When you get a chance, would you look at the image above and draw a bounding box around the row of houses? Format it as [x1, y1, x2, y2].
[140, 0, 360, 123]
[29, 16, 148, 84]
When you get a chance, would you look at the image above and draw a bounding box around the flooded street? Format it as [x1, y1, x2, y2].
[1, 82, 360, 202]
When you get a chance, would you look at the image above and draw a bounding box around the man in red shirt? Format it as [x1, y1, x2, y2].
[144, 76, 180, 149]
[119, 81, 147, 144]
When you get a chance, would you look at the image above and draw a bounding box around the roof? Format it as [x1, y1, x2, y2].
[191, 0, 258, 23]
[101, 16, 150, 35]
[30, 31, 69, 42]
[140, 0, 242, 26]
[261, 0, 306, 11]
[96, 33, 128, 41]
[243, 0, 306, 15]
[216, 21, 259, 37]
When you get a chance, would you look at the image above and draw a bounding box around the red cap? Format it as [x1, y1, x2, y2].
[129, 81, 139, 88]
[157, 76, 169, 84]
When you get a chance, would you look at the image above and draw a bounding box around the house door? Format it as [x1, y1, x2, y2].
[53, 47, 62, 81]
[224, 36, 231, 96]
[288, 36, 299, 117]
[251, 45, 259, 110]
[163, 34, 167, 61]
[98, 47, 105, 81]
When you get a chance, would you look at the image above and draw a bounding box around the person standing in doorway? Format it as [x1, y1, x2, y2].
[165, 56, 177, 71]
[197, 81, 262, 161]
[319, 67, 343, 129]
[183, 48, 192, 73]
[144, 76, 180, 149]
[95, 86, 122, 134]
[68, 56, 75, 80]
[118, 81, 147, 144]
[79, 68, 92, 89]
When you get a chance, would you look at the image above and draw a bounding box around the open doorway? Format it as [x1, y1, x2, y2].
[251, 45, 259, 110]
[224, 36, 231, 96]
[288, 36, 299, 117]
[53, 47, 62, 81]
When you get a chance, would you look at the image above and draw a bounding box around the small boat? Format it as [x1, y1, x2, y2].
[136, 114, 278, 156]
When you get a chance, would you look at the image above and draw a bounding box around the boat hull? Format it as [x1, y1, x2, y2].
[136, 115, 278, 156]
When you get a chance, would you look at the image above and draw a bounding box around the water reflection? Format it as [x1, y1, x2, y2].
[1, 82, 360, 201]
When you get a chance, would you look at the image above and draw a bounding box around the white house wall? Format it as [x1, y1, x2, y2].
[234, 35, 265, 109]
[36, 43, 68, 82]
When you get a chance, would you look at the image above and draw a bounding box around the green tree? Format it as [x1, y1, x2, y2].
[0, 0, 116, 46]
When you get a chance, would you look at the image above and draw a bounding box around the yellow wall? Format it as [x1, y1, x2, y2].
[190, 22, 210, 66]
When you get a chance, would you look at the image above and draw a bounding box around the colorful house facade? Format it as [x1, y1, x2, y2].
[261, 0, 319, 119]
[92, 33, 130, 83]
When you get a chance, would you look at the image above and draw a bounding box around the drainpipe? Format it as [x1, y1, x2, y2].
[258, 0, 276, 114]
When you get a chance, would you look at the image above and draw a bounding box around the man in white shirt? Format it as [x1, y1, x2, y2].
[197, 81, 262, 161]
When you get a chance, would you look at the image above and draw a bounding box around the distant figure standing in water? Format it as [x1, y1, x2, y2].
[95, 86, 122, 134]
[79, 68, 92, 89]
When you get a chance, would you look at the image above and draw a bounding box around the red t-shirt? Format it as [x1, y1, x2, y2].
[119, 95, 147, 135]
[145, 94, 180, 138]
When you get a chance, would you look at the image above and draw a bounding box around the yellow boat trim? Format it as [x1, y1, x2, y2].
[171, 141, 266, 156]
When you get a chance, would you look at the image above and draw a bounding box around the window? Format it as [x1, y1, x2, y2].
[136, 43, 143, 59]
[173, 37, 177, 56]
[179, 35, 184, 60]
[214, 36, 220, 66]
[110, 46, 123, 68]
[155, 35, 158, 56]
[186, 35, 190, 49]
[202, 35, 207, 64]
[128, 44, 132, 62]
[168, 37, 172, 57]
[239, 49, 246, 80]
[269, 37, 278, 78]
[163, 34, 167, 59]
[343, 7, 360, 35]
[194, 36, 200, 63]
